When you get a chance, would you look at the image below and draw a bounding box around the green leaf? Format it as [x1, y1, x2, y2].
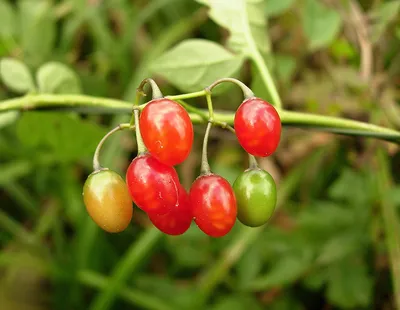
[196, 0, 270, 54]
[327, 258, 373, 308]
[19, 0, 56, 66]
[265, 0, 295, 17]
[0, 111, 19, 128]
[0, 0, 16, 38]
[0, 58, 35, 93]
[369, 1, 400, 43]
[150, 39, 244, 92]
[0, 161, 32, 186]
[212, 295, 262, 310]
[236, 243, 262, 289]
[328, 169, 368, 204]
[302, 0, 342, 50]
[36, 62, 81, 94]
[16, 112, 106, 162]
[249, 252, 312, 290]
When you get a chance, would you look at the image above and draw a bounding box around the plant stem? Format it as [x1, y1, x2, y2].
[137, 78, 164, 99]
[93, 123, 133, 171]
[176, 99, 208, 120]
[200, 122, 213, 175]
[248, 154, 258, 169]
[134, 109, 147, 154]
[207, 78, 254, 99]
[0, 94, 400, 143]
[166, 90, 207, 101]
[205, 91, 215, 120]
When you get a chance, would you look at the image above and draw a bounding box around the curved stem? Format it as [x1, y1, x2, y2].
[93, 123, 133, 171]
[200, 122, 213, 175]
[205, 90, 215, 121]
[134, 109, 146, 154]
[0, 94, 399, 143]
[207, 78, 254, 99]
[137, 78, 163, 99]
[166, 90, 207, 101]
[248, 154, 258, 169]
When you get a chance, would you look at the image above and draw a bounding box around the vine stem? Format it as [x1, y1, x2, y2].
[207, 78, 254, 99]
[92, 123, 133, 171]
[200, 122, 213, 175]
[0, 94, 400, 143]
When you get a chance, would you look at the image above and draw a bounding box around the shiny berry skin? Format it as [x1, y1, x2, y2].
[126, 153, 180, 215]
[190, 174, 237, 237]
[83, 169, 133, 233]
[139, 98, 194, 166]
[148, 185, 192, 235]
[234, 98, 281, 157]
[233, 168, 277, 227]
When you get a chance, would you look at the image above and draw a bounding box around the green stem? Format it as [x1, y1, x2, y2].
[137, 78, 163, 99]
[0, 94, 400, 143]
[200, 122, 213, 175]
[134, 109, 147, 154]
[176, 99, 208, 120]
[93, 123, 133, 171]
[89, 228, 162, 310]
[205, 91, 215, 121]
[79, 270, 174, 310]
[248, 154, 258, 169]
[207, 78, 254, 99]
[166, 90, 207, 101]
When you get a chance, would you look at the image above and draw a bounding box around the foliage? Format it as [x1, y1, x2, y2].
[0, 1, 400, 310]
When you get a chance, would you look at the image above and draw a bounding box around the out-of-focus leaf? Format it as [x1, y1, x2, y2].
[248, 252, 312, 290]
[212, 295, 262, 310]
[16, 112, 106, 162]
[268, 295, 304, 310]
[19, 0, 56, 66]
[327, 258, 373, 308]
[388, 187, 400, 207]
[265, 0, 295, 17]
[303, 268, 328, 290]
[369, 1, 400, 43]
[302, 0, 342, 50]
[36, 62, 81, 94]
[0, 58, 35, 93]
[0, 0, 16, 38]
[328, 169, 368, 204]
[150, 39, 244, 92]
[196, 0, 270, 54]
[0, 111, 19, 128]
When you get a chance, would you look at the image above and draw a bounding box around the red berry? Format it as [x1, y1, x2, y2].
[189, 174, 237, 237]
[148, 185, 192, 235]
[126, 153, 180, 215]
[139, 98, 194, 166]
[234, 98, 281, 157]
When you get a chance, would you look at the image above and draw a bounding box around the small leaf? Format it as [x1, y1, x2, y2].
[0, 111, 19, 128]
[302, 0, 342, 50]
[36, 62, 81, 94]
[0, 58, 35, 93]
[369, 1, 400, 43]
[150, 39, 244, 92]
[19, 0, 56, 66]
[0, 0, 16, 38]
[265, 0, 295, 17]
[327, 258, 373, 308]
[196, 0, 270, 54]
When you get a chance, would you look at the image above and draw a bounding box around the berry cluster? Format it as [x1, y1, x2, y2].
[83, 79, 281, 237]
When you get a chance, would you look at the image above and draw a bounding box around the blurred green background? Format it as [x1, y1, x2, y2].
[1, 0, 400, 309]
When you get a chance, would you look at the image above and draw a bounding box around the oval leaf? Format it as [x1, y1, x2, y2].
[302, 0, 342, 50]
[36, 62, 81, 94]
[150, 39, 244, 92]
[0, 58, 35, 93]
[0, 0, 16, 38]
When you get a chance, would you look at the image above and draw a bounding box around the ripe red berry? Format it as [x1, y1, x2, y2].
[126, 153, 180, 215]
[189, 174, 237, 237]
[139, 98, 194, 166]
[148, 185, 192, 235]
[234, 98, 281, 157]
[83, 169, 133, 233]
